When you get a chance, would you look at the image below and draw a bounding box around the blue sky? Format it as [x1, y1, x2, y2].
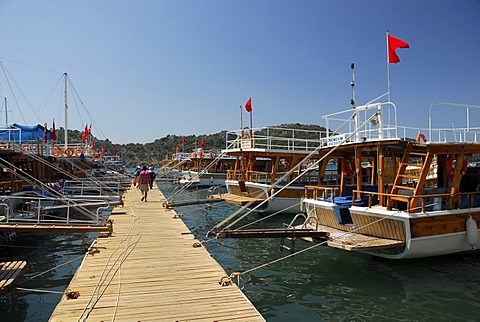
[0, 0, 479, 144]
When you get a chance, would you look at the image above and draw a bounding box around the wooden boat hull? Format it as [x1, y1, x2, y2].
[225, 180, 303, 214]
[304, 199, 480, 259]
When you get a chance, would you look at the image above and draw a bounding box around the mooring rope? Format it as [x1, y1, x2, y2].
[78, 197, 141, 322]
[231, 203, 423, 285]
[18, 254, 85, 286]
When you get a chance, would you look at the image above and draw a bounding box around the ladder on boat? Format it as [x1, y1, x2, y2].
[387, 142, 433, 212]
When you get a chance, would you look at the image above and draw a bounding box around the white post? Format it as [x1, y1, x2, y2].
[63, 73, 68, 149]
[386, 31, 391, 102]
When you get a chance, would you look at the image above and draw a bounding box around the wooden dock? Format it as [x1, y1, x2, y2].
[50, 185, 264, 321]
[0, 261, 27, 295]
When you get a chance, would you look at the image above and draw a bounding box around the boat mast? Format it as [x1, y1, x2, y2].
[4, 97, 7, 125]
[63, 73, 68, 149]
[351, 63, 359, 142]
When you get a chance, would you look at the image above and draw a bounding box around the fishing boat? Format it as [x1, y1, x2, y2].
[220, 126, 327, 214]
[300, 100, 480, 259]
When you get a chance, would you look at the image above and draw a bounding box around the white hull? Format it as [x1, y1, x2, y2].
[225, 180, 302, 214]
[180, 170, 226, 186]
[349, 206, 480, 259]
[304, 199, 480, 259]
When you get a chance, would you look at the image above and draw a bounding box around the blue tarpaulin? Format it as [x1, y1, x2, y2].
[0, 123, 50, 143]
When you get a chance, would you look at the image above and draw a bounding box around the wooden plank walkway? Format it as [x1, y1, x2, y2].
[50, 185, 264, 321]
[0, 260, 27, 295]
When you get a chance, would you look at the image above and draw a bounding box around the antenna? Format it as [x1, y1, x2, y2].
[350, 62, 356, 109]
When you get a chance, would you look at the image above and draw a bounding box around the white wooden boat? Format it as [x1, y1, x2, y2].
[301, 101, 480, 259]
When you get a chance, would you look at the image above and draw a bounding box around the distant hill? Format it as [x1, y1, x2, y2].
[57, 123, 327, 167]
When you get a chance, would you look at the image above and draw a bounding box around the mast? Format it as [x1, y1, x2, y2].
[63, 73, 68, 149]
[351, 63, 359, 142]
[4, 97, 7, 125]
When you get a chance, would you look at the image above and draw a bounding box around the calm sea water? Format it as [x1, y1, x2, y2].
[2, 180, 480, 321]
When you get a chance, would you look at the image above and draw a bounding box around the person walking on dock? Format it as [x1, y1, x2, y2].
[138, 166, 150, 201]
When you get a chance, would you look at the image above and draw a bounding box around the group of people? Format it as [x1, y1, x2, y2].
[133, 165, 156, 202]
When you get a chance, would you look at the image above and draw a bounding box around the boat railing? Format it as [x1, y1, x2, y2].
[225, 126, 327, 151]
[62, 179, 123, 196]
[322, 102, 399, 145]
[351, 189, 480, 213]
[427, 102, 480, 143]
[0, 195, 108, 225]
[304, 185, 341, 202]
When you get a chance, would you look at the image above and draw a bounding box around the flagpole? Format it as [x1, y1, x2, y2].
[386, 30, 391, 102]
[240, 105, 244, 139]
[249, 109, 253, 147]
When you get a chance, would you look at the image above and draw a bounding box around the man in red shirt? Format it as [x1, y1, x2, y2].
[138, 165, 150, 202]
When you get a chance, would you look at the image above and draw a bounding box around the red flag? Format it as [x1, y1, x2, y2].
[245, 97, 252, 112]
[82, 125, 88, 143]
[200, 137, 205, 150]
[176, 146, 181, 152]
[113, 148, 119, 153]
[181, 137, 186, 144]
[88, 124, 92, 135]
[100, 147, 105, 153]
[388, 33, 409, 64]
[51, 119, 57, 141]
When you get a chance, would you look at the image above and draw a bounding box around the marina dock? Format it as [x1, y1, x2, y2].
[50, 185, 264, 321]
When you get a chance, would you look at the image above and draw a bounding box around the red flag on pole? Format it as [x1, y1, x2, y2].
[388, 34, 409, 64]
[181, 137, 186, 144]
[51, 119, 57, 141]
[245, 98, 252, 112]
[82, 125, 88, 143]
[200, 137, 205, 150]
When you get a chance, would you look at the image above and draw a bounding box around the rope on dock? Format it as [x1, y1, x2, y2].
[78, 198, 142, 322]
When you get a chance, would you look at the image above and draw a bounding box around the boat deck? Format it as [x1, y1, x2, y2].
[0, 261, 27, 295]
[209, 193, 263, 206]
[313, 224, 405, 251]
[50, 186, 264, 321]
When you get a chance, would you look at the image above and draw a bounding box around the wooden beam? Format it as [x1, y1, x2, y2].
[0, 223, 111, 233]
[214, 228, 329, 239]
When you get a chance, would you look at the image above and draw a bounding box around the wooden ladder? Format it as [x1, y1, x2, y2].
[387, 142, 432, 212]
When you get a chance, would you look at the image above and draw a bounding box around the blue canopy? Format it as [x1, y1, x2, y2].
[0, 123, 51, 143]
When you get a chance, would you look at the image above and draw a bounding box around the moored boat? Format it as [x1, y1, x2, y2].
[301, 101, 480, 259]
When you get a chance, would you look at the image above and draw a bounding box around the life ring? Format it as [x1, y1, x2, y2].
[52, 145, 62, 157]
[416, 133, 427, 143]
[65, 147, 74, 157]
[283, 158, 290, 170]
[341, 156, 355, 177]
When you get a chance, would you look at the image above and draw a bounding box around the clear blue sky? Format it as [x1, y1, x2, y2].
[0, 0, 479, 144]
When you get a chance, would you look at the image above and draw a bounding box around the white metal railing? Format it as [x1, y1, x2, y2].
[225, 126, 327, 152]
[0, 195, 109, 225]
